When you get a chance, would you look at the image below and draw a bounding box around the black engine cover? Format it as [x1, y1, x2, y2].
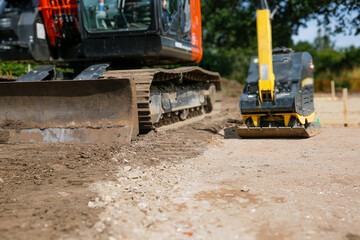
[240, 52, 315, 116]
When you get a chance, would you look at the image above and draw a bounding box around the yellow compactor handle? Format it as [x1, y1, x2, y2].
[256, 9, 275, 102]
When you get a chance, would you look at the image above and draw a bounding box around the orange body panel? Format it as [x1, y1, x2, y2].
[38, 0, 78, 47]
[190, 0, 203, 63]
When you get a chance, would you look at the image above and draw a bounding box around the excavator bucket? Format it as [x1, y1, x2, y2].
[237, 122, 320, 138]
[0, 78, 138, 144]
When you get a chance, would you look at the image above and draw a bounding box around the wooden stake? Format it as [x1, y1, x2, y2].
[343, 88, 348, 127]
[331, 80, 335, 100]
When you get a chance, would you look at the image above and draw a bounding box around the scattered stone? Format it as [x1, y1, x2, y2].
[241, 185, 249, 192]
[93, 221, 106, 233]
[0, 178, 4, 184]
[137, 202, 148, 210]
[128, 170, 141, 179]
[105, 195, 112, 202]
[183, 232, 193, 237]
[58, 192, 70, 197]
[33, 179, 42, 185]
[88, 201, 96, 208]
[124, 166, 132, 171]
[111, 158, 119, 163]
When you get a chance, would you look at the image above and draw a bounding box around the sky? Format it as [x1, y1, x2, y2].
[292, 14, 360, 48]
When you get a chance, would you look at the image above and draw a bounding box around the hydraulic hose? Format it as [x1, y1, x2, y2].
[259, 0, 269, 10]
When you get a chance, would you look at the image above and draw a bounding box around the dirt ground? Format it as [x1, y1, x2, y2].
[0, 80, 359, 240]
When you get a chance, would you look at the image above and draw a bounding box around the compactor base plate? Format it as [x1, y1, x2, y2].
[237, 122, 320, 138]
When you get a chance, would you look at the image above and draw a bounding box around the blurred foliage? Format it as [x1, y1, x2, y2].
[0, 62, 74, 77]
[0, 63, 28, 76]
[292, 33, 360, 90]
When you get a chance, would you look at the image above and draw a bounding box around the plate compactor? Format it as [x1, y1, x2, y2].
[238, 0, 320, 138]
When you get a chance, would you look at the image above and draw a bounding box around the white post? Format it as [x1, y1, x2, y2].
[27, 64, 31, 73]
[343, 88, 348, 127]
[331, 80, 335, 100]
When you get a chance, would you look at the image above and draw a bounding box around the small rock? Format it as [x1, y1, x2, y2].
[124, 166, 132, 171]
[93, 221, 106, 233]
[128, 171, 141, 179]
[58, 192, 70, 197]
[123, 159, 129, 163]
[34, 179, 42, 185]
[105, 195, 112, 202]
[88, 201, 96, 208]
[111, 158, 119, 163]
[0, 178, 4, 184]
[241, 185, 249, 192]
[137, 202, 148, 210]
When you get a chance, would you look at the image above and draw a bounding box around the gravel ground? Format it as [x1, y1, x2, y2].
[84, 127, 360, 240]
[0, 79, 359, 240]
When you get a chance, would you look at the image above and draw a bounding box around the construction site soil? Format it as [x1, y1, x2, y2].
[1, 79, 359, 240]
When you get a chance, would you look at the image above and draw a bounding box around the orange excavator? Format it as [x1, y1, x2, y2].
[0, 0, 221, 144]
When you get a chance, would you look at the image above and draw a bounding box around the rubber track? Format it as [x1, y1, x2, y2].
[102, 67, 221, 133]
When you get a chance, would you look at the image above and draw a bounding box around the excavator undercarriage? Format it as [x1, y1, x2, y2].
[0, 0, 222, 144]
[0, 66, 221, 144]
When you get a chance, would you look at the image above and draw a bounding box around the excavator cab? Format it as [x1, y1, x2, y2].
[81, 0, 151, 31]
[0, 0, 202, 66]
